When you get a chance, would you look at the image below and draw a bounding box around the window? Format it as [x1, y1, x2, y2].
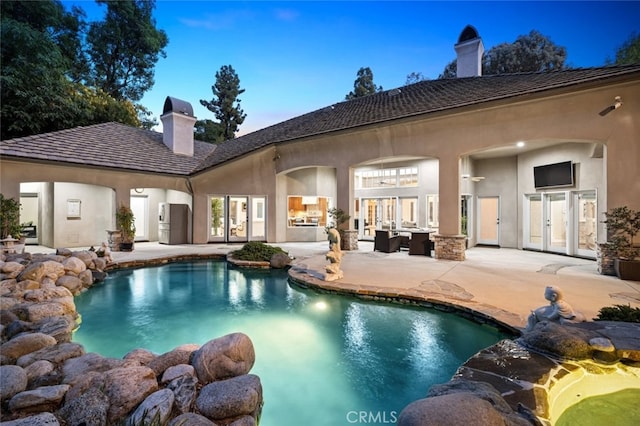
[356, 168, 399, 188]
[426, 195, 439, 228]
[288, 196, 330, 227]
[398, 167, 418, 187]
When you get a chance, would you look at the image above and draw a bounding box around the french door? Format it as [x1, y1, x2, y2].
[209, 195, 265, 243]
[545, 193, 567, 254]
[360, 197, 397, 238]
[524, 191, 596, 258]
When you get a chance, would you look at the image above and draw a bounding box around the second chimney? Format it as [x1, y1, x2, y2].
[454, 25, 484, 78]
[160, 96, 196, 157]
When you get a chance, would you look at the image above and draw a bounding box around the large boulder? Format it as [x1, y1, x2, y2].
[0, 365, 28, 401]
[169, 413, 218, 426]
[55, 275, 83, 295]
[192, 333, 255, 383]
[0, 412, 60, 426]
[23, 360, 55, 387]
[17, 262, 46, 282]
[196, 374, 262, 421]
[8, 384, 70, 413]
[41, 261, 66, 281]
[62, 352, 125, 384]
[270, 252, 291, 269]
[128, 389, 175, 426]
[61, 257, 86, 276]
[148, 343, 199, 376]
[17, 342, 85, 368]
[398, 393, 507, 426]
[519, 321, 594, 360]
[0, 332, 58, 362]
[103, 366, 159, 423]
[167, 373, 198, 414]
[58, 386, 109, 426]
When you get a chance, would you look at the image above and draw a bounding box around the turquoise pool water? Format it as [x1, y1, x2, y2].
[73, 260, 507, 425]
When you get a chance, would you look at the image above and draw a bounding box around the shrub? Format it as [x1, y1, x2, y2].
[594, 304, 640, 323]
[231, 241, 287, 262]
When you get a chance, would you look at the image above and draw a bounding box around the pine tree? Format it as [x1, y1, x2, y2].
[200, 65, 247, 141]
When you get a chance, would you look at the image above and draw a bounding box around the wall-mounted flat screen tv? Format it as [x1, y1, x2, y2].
[534, 161, 574, 189]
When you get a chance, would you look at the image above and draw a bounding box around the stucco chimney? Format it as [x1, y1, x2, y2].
[160, 96, 196, 156]
[454, 25, 484, 78]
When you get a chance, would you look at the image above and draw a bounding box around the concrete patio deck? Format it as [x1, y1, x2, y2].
[26, 241, 640, 332]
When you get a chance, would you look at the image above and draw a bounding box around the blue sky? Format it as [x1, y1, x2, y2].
[66, 1, 640, 134]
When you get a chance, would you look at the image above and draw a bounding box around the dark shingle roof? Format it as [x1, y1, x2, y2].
[194, 65, 640, 172]
[1, 122, 216, 175]
[2, 65, 639, 176]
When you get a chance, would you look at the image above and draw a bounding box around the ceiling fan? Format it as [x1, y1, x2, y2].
[461, 174, 485, 182]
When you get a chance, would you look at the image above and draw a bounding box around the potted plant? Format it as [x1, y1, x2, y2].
[116, 204, 136, 251]
[0, 194, 22, 240]
[602, 206, 640, 280]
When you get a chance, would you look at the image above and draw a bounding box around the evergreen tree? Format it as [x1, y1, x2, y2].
[200, 65, 247, 141]
[194, 119, 224, 144]
[345, 67, 383, 100]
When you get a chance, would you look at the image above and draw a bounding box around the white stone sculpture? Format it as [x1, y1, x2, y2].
[526, 285, 585, 332]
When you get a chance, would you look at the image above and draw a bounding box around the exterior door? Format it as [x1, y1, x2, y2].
[544, 193, 567, 254]
[574, 191, 597, 258]
[208, 196, 226, 242]
[130, 195, 148, 241]
[477, 196, 500, 246]
[250, 197, 266, 241]
[228, 196, 248, 242]
[524, 194, 543, 250]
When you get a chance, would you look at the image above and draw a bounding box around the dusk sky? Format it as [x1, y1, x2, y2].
[65, 1, 640, 135]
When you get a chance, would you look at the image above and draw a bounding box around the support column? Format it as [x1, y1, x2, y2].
[336, 165, 358, 250]
[434, 154, 466, 261]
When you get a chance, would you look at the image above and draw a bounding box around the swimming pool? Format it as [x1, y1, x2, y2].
[73, 260, 507, 425]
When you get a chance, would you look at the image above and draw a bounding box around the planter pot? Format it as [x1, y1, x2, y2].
[614, 258, 640, 281]
[119, 242, 134, 252]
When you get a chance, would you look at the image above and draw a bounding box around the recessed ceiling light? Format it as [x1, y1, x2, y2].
[516, 141, 525, 148]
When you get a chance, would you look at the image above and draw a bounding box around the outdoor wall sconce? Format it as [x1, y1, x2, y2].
[599, 96, 622, 116]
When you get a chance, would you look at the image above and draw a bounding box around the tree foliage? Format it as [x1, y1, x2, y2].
[200, 65, 247, 141]
[86, 0, 168, 102]
[345, 67, 383, 100]
[0, 0, 163, 140]
[484, 30, 566, 74]
[438, 30, 567, 78]
[405, 72, 427, 85]
[194, 119, 224, 144]
[608, 32, 640, 65]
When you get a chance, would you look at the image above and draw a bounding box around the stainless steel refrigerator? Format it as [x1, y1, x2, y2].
[158, 203, 189, 244]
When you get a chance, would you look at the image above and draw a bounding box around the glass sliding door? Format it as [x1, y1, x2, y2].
[209, 196, 226, 242]
[228, 196, 249, 242]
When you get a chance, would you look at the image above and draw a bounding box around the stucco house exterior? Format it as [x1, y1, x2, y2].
[2, 28, 639, 261]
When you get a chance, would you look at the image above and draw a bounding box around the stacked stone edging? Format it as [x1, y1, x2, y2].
[1, 250, 263, 425]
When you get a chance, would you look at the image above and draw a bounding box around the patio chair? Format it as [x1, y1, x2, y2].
[374, 230, 401, 253]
